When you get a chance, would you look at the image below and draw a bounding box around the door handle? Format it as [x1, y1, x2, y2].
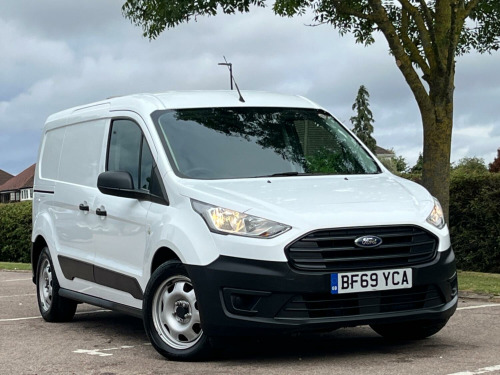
[96, 208, 107, 217]
[79, 203, 89, 211]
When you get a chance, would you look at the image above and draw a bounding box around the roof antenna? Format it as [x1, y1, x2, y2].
[218, 56, 245, 103]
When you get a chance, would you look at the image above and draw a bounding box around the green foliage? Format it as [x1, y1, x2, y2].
[276, 0, 500, 55]
[122, 0, 266, 39]
[380, 156, 408, 173]
[123, 0, 500, 57]
[305, 146, 365, 174]
[393, 154, 408, 173]
[465, 0, 500, 54]
[350, 85, 377, 153]
[0, 202, 32, 263]
[451, 156, 488, 175]
[401, 166, 499, 273]
[449, 173, 500, 273]
[410, 153, 423, 174]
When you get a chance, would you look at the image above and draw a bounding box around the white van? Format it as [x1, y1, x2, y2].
[32, 91, 457, 360]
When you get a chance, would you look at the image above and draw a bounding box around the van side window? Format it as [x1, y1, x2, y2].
[108, 119, 154, 192]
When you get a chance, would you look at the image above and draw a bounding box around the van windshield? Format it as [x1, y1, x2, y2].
[153, 107, 380, 179]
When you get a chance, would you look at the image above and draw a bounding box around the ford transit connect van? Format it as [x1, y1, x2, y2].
[32, 91, 457, 360]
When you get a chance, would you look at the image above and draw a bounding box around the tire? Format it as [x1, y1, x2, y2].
[143, 260, 211, 361]
[370, 319, 449, 340]
[36, 247, 77, 322]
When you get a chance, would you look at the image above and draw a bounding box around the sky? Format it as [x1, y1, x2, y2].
[1, 0, 499, 175]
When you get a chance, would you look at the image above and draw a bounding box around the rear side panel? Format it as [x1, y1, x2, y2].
[33, 117, 109, 294]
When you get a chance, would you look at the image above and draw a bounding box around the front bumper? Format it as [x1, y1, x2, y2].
[186, 247, 457, 336]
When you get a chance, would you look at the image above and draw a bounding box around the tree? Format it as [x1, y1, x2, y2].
[350, 85, 377, 153]
[451, 156, 488, 175]
[393, 154, 409, 173]
[411, 152, 424, 174]
[122, 0, 500, 219]
[489, 148, 500, 173]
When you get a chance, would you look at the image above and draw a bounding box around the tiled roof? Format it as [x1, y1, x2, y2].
[0, 169, 13, 186]
[0, 164, 35, 192]
[375, 146, 395, 155]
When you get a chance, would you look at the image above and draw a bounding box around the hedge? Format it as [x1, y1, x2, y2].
[449, 173, 500, 273]
[0, 174, 499, 272]
[0, 201, 32, 263]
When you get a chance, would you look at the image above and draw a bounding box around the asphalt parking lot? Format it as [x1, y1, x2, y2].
[1, 270, 499, 375]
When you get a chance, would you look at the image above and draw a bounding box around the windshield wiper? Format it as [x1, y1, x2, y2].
[253, 172, 329, 178]
[269, 172, 300, 177]
[251, 172, 302, 178]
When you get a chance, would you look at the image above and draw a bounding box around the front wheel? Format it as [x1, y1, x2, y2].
[370, 319, 449, 340]
[143, 260, 211, 361]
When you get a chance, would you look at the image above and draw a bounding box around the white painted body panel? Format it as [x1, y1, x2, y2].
[175, 173, 450, 263]
[33, 90, 451, 310]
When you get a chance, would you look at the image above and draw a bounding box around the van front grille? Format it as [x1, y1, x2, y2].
[276, 285, 444, 319]
[285, 226, 438, 272]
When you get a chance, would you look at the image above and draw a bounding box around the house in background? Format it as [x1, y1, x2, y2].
[0, 169, 13, 187]
[0, 164, 36, 203]
[374, 146, 398, 172]
[375, 146, 395, 162]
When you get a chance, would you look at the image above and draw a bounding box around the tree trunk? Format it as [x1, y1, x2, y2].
[421, 99, 453, 222]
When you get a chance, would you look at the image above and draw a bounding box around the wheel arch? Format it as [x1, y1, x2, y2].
[31, 235, 48, 284]
[150, 247, 181, 275]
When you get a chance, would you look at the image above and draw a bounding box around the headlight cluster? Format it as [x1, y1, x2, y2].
[426, 197, 446, 229]
[191, 200, 291, 238]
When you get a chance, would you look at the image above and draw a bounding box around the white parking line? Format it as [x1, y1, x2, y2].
[447, 364, 500, 375]
[0, 293, 36, 299]
[457, 304, 500, 311]
[0, 309, 111, 322]
[0, 316, 44, 322]
[73, 343, 151, 357]
[2, 278, 31, 282]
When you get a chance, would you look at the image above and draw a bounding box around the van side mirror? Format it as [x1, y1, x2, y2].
[97, 171, 147, 200]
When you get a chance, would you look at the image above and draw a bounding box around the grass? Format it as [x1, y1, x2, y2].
[0, 262, 32, 271]
[458, 270, 500, 296]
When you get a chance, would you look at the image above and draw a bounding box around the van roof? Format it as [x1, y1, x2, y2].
[46, 91, 323, 124]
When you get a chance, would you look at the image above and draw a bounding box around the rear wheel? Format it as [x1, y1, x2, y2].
[36, 247, 77, 322]
[370, 319, 449, 340]
[143, 260, 211, 361]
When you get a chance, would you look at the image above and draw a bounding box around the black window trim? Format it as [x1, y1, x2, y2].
[106, 117, 169, 206]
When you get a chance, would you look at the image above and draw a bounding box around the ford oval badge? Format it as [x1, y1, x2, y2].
[354, 235, 383, 248]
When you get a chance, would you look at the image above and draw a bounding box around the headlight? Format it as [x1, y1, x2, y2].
[191, 200, 291, 238]
[426, 197, 445, 229]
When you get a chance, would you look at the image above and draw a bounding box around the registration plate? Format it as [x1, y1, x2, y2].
[330, 268, 412, 294]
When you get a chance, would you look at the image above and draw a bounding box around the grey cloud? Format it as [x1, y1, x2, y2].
[1, 0, 124, 40]
[0, 19, 75, 100]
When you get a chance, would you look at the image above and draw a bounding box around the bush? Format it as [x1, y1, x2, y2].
[449, 173, 500, 273]
[451, 157, 488, 175]
[0, 201, 32, 263]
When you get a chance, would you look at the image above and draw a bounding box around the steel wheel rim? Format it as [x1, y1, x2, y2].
[152, 275, 203, 350]
[38, 258, 53, 312]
